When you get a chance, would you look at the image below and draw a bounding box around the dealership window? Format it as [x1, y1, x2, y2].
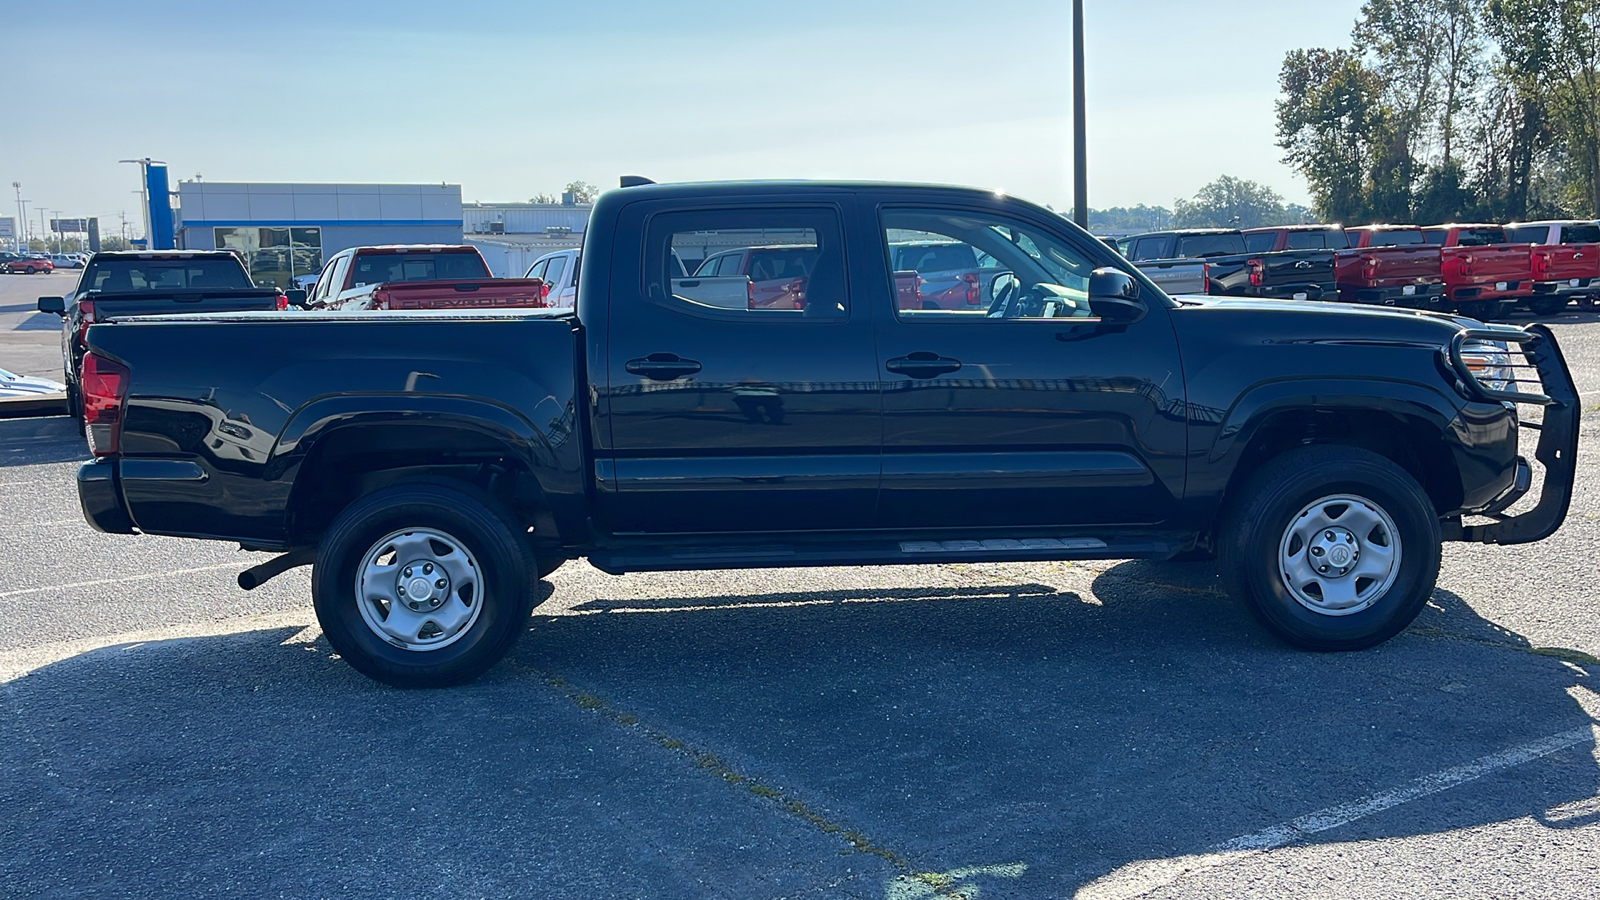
[213, 226, 323, 289]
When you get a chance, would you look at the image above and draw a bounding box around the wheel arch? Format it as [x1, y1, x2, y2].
[1203, 379, 1468, 532]
[274, 397, 566, 550]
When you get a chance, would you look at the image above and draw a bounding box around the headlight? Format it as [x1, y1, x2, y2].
[1460, 340, 1513, 392]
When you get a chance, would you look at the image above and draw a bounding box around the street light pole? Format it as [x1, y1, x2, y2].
[1072, 0, 1088, 229]
[10, 182, 21, 251]
[119, 158, 164, 247]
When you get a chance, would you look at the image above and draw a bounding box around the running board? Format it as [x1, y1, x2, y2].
[587, 535, 1182, 575]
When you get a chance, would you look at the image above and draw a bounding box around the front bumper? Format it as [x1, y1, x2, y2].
[77, 458, 136, 534]
[1447, 324, 1581, 544]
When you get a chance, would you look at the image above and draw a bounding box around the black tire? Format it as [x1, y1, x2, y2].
[1527, 297, 1569, 317]
[312, 482, 538, 687]
[1218, 445, 1440, 651]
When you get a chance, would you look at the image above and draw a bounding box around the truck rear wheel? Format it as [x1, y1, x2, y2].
[1219, 446, 1440, 651]
[312, 483, 538, 687]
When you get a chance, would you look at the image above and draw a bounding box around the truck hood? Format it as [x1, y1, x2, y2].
[1168, 295, 1506, 345]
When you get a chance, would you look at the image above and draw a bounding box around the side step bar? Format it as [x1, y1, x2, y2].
[587, 535, 1184, 575]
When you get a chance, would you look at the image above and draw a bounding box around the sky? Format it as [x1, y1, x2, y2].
[5, 0, 1367, 236]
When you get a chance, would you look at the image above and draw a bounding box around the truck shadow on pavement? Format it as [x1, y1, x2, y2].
[2, 563, 1596, 899]
[0, 417, 87, 467]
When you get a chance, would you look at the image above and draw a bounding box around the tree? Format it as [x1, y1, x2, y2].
[1088, 204, 1173, 232]
[1487, 0, 1600, 215]
[1173, 176, 1288, 229]
[564, 181, 600, 204]
[1277, 49, 1387, 221]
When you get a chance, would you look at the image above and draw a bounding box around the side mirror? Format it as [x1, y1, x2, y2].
[284, 289, 308, 307]
[37, 296, 65, 316]
[1087, 268, 1146, 323]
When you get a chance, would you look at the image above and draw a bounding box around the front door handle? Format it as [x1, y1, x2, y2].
[885, 351, 962, 378]
[625, 353, 702, 380]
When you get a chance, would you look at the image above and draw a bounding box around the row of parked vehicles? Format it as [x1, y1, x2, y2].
[1113, 220, 1600, 320]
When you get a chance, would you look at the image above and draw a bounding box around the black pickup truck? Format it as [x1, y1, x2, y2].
[1119, 228, 1338, 300]
[36, 251, 290, 423]
[70, 181, 1579, 687]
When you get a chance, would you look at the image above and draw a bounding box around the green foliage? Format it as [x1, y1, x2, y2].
[1280, 0, 1600, 221]
[1173, 176, 1290, 228]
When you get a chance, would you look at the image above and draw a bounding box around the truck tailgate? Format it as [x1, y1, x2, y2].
[1339, 245, 1443, 286]
[1532, 244, 1600, 282]
[372, 279, 549, 310]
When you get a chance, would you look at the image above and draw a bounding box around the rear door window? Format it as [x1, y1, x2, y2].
[645, 208, 846, 318]
[543, 255, 568, 287]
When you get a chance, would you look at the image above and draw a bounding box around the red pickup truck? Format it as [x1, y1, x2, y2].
[1244, 225, 1444, 310]
[1422, 225, 1534, 319]
[304, 245, 549, 311]
[1504, 221, 1600, 315]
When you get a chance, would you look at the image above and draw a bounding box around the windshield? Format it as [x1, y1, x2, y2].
[82, 258, 253, 293]
[1175, 233, 1246, 258]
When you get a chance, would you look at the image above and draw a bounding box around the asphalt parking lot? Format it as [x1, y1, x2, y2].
[3, 272, 1600, 898]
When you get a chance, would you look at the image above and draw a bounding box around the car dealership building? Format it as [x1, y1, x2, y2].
[174, 181, 464, 288]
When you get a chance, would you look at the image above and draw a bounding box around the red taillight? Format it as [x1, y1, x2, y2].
[962, 272, 980, 305]
[746, 280, 756, 309]
[81, 352, 130, 457]
[275, 293, 289, 310]
[1362, 255, 1380, 280]
[1531, 251, 1548, 280]
[76, 299, 96, 346]
[1247, 259, 1265, 287]
[1201, 262, 1211, 294]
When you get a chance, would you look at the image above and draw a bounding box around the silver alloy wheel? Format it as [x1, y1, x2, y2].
[1277, 493, 1402, 616]
[355, 527, 485, 651]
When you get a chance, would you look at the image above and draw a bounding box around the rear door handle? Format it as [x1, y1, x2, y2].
[625, 353, 702, 380]
[885, 352, 962, 378]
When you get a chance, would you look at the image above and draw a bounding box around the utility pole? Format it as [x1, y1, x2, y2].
[18, 198, 30, 246]
[10, 182, 21, 250]
[1072, 0, 1088, 228]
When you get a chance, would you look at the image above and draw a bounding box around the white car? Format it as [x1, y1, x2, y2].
[47, 254, 86, 269]
[0, 366, 66, 398]
[523, 249, 579, 309]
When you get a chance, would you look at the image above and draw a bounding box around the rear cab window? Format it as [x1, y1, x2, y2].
[1175, 233, 1247, 258]
[351, 250, 489, 285]
[1505, 226, 1546, 244]
[82, 257, 253, 293]
[1366, 229, 1424, 247]
[1456, 228, 1506, 247]
[1285, 229, 1342, 250]
[1243, 232, 1278, 253]
[1560, 224, 1600, 244]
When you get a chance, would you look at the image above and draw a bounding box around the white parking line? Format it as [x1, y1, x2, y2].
[0, 562, 243, 600]
[1077, 722, 1598, 899]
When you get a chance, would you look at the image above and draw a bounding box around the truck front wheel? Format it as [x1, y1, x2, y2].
[1219, 446, 1440, 651]
[312, 483, 539, 687]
